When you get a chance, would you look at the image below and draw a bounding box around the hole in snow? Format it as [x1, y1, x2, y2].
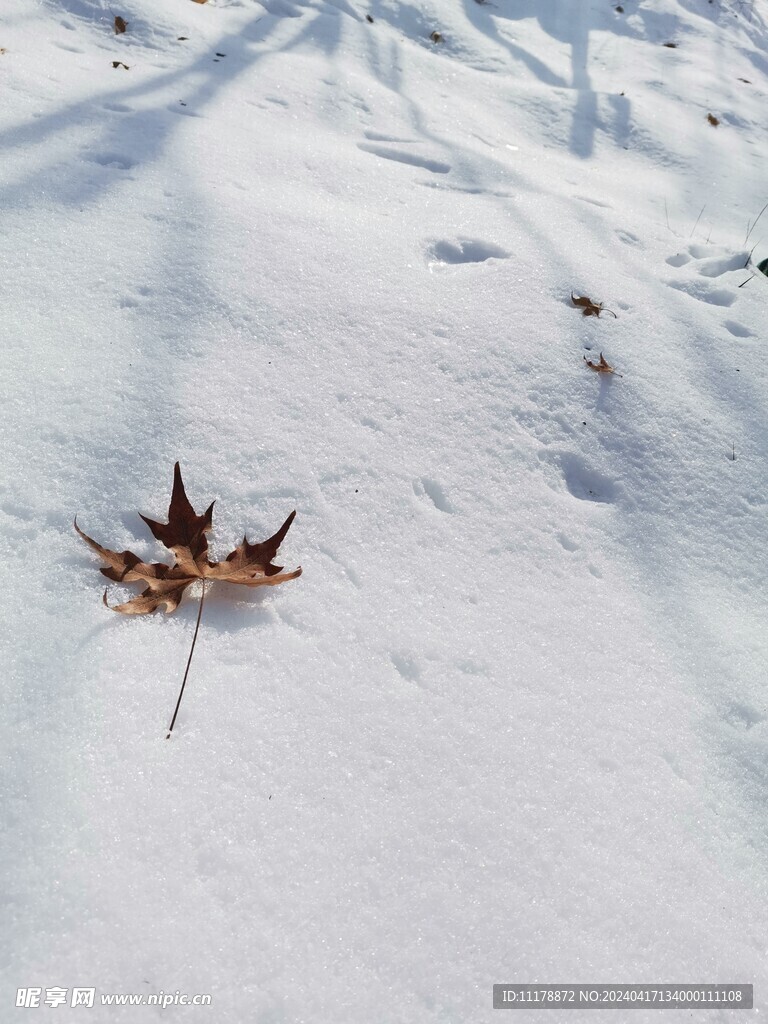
[724, 320, 754, 339]
[413, 477, 455, 513]
[666, 252, 691, 267]
[426, 238, 510, 266]
[87, 153, 136, 170]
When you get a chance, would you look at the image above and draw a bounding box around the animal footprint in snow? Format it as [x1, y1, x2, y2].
[664, 243, 744, 306]
[358, 141, 450, 175]
[427, 238, 509, 267]
[666, 279, 736, 306]
[413, 477, 454, 513]
[538, 450, 619, 504]
[724, 320, 755, 339]
[667, 243, 747, 278]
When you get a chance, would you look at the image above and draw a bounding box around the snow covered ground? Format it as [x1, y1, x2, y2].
[2, 0, 768, 1020]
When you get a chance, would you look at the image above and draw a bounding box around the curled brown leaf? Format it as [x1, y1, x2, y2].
[571, 292, 617, 318]
[584, 352, 622, 377]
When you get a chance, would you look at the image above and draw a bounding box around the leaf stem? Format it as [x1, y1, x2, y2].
[166, 580, 206, 739]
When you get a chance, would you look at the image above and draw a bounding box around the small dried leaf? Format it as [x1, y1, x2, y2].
[112, 61, 130, 69]
[191, 0, 209, 4]
[584, 352, 622, 376]
[366, 14, 374, 22]
[707, 113, 720, 126]
[114, 16, 128, 34]
[663, 41, 678, 48]
[571, 292, 617, 318]
[738, 77, 751, 84]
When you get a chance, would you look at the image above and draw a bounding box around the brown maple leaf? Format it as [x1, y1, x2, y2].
[75, 463, 301, 615]
[571, 292, 617, 318]
[584, 351, 622, 376]
[114, 16, 128, 34]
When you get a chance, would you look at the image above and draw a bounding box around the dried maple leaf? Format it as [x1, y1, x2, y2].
[584, 351, 622, 376]
[571, 292, 617, 318]
[114, 16, 128, 34]
[77, 464, 300, 737]
[75, 463, 301, 615]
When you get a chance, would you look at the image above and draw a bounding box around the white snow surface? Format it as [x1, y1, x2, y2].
[2, 0, 768, 1020]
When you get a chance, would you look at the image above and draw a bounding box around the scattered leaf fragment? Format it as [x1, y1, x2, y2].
[571, 292, 617, 318]
[178, 36, 189, 40]
[584, 352, 622, 376]
[112, 61, 130, 69]
[366, 14, 374, 22]
[430, 31, 443, 43]
[216, 52, 226, 57]
[75, 463, 302, 615]
[707, 113, 720, 126]
[191, 0, 209, 4]
[737, 77, 751, 83]
[0, 48, 6, 55]
[615, 4, 624, 11]
[663, 41, 678, 48]
[114, 16, 128, 34]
